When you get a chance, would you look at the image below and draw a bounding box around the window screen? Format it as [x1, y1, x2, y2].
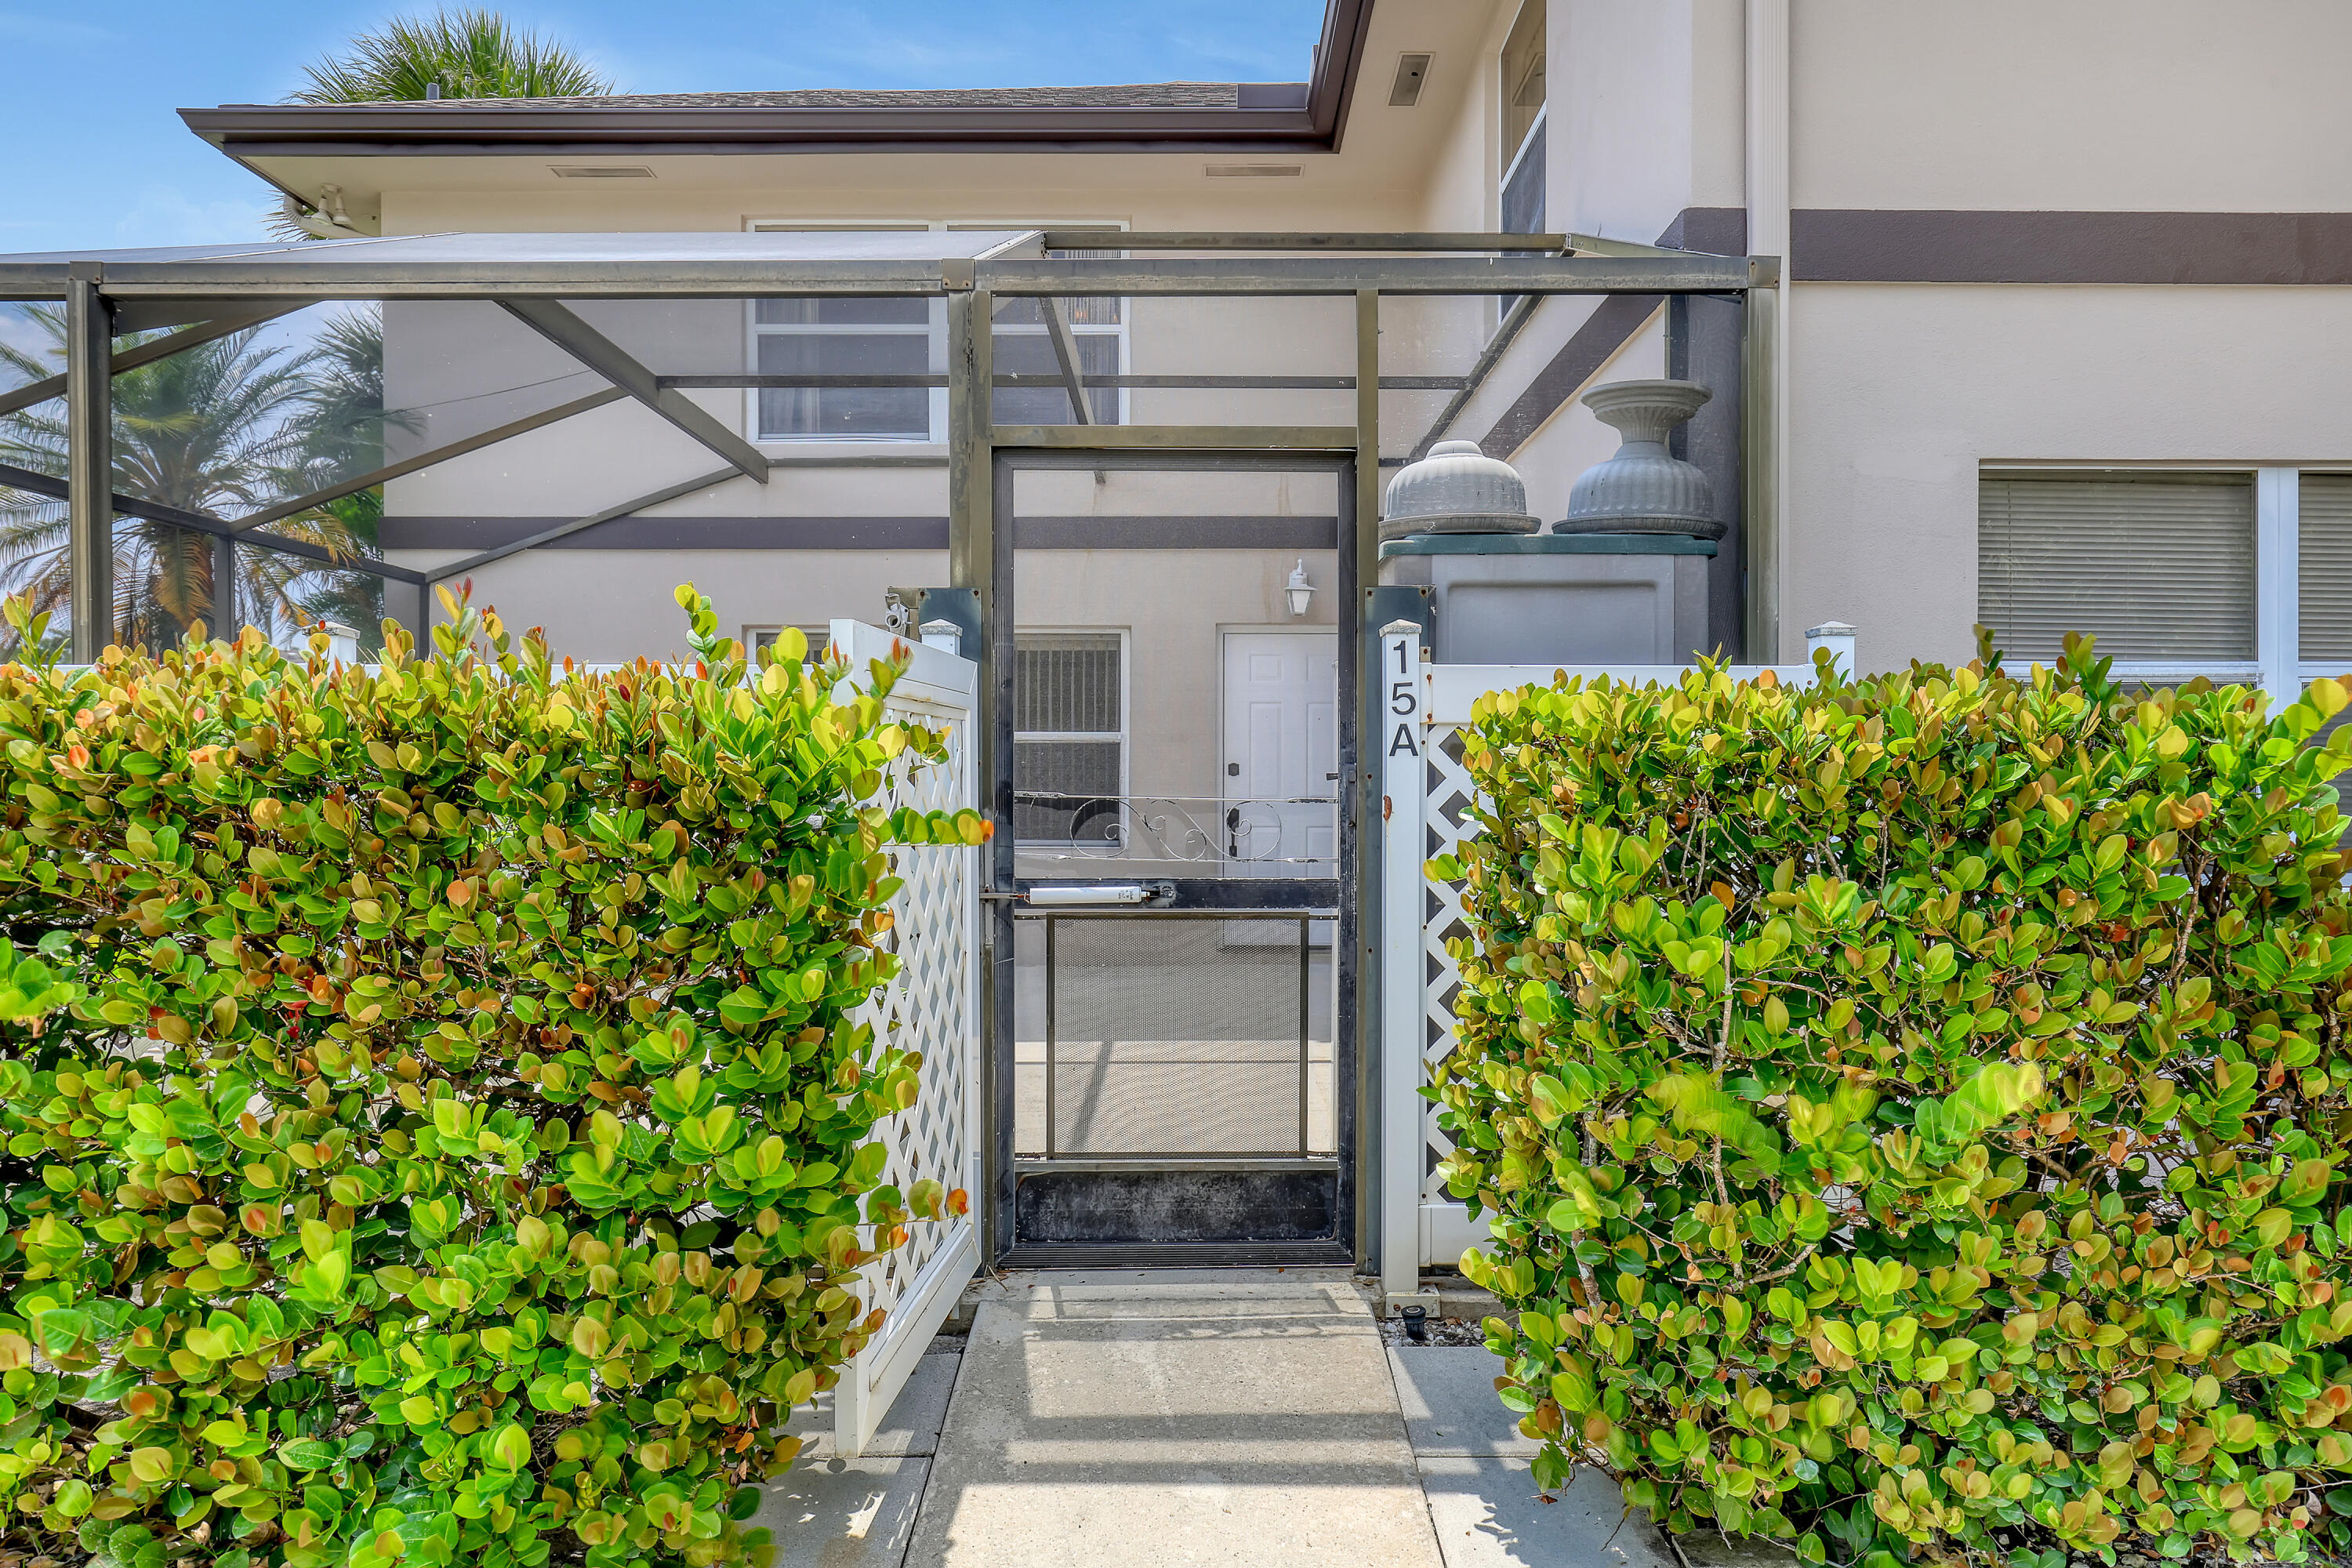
[754, 296, 931, 440]
[1015, 633, 1123, 843]
[1500, 0, 1546, 177]
[2300, 475, 2352, 662]
[1977, 472, 2255, 662]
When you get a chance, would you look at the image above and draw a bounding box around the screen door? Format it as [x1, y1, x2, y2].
[988, 448, 1359, 1266]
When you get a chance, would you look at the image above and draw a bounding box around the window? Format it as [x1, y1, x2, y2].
[1500, 1, 1547, 231]
[749, 223, 1126, 441]
[745, 625, 831, 662]
[1978, 472, 2256, 672]
[1976, 466, 2352, 695]
[2299, 474, 2352, 662]
[753, 298, 931, 440]
[1014, 632, 1124, 844]
[1501, 109, 1547, 238]
[990, 291, 1123, 426]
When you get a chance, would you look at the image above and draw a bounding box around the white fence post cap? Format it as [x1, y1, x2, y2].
[1380, 619, 1422, 637]
[1805, 621, 1857, 638]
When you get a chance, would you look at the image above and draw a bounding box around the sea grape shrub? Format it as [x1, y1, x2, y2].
[1431, 637, 2352, 1568]
[0, 586, 986, 1568]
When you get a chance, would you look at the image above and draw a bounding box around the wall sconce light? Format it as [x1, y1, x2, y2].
[1285, 558, 1315, 618]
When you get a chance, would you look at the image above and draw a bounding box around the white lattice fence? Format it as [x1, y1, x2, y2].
[1376, 633, 1847, 1301]
[829, 620, 982, 1457]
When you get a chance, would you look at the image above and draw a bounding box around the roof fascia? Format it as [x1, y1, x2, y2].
[180, 0, 1374, 159]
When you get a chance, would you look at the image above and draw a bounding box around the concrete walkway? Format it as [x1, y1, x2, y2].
[758, 1269, 1681, 1568]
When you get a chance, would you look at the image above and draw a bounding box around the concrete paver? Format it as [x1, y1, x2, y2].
[1388, 1345, 1539, 1457]
[1419, 1457, 1678, 1568]
[902, 1268, 1445, 1567]
[1388, 1342, 1677, 1568]
[786, 1350, 962, 1460]
[755, 1454, 931, 1568]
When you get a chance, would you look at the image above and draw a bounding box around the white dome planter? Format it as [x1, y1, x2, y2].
[1380, 439, 1539, 541]
[1558, 379, 1723, 539]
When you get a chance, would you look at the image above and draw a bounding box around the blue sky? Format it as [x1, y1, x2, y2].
[0, 2, 1328, 256]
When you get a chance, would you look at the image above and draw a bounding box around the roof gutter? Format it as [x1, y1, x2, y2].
[182, 0, 1371, 161]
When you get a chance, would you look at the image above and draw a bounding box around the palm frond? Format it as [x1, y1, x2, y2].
[0, 304, 396, 654]
[288, 8, 613, 105]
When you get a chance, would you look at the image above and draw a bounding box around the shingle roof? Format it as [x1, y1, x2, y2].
[270, 83, 1270, 111]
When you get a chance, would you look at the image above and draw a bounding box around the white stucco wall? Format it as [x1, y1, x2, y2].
[1784, 284, 2352, 667]
[1791, 0, 2352, 212]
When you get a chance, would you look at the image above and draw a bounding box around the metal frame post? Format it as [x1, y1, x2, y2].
[212, 530, 235, 640]
[66, 267, 112, 661]
[948, 281, 1014, 1261]
[1377, 622, 1427, 1306]
[1350, 289, 1382, 1269]
[1742, 272, 1781, 662]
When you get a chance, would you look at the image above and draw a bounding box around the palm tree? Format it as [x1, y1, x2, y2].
[270, 10, 613, 239]
[0, 308, 388, 654]
[289, 8, 612, 103]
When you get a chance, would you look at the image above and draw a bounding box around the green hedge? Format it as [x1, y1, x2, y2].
[1432, 638, 2352, 1567]
[0, 588, 985, 1568]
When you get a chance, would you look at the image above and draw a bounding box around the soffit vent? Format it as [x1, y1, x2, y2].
[1204, 163, 1301, 178]
[1389, 53, 1432, 107]
[550, 165, 656, 179]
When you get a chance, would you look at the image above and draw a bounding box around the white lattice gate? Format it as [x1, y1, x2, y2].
[1374, 626, 1849, 1301]
[829, 619, 982, 1457]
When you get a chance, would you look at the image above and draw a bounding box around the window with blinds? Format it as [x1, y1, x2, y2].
[1014, 633, 1123, 844]
[1977, 472, 2255, 663]
[2299, 475, 2352, 662]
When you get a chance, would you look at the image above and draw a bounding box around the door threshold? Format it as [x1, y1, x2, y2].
[999, 1240, 1356, 1269]
[1014, 1156, 1338, 1174]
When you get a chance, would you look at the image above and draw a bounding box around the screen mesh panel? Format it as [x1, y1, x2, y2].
[2301, 475, 2352, 662]
[1034, 917, 1307, 1157]
[1978, 473, 2254, 662]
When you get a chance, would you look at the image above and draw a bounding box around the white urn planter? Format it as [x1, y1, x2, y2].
[1557, 379, 1723, 539]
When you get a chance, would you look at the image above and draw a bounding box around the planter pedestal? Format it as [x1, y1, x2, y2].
[1377, 532, 1715, 666]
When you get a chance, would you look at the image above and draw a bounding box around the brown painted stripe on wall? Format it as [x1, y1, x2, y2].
[1479, 292, 1664, 459]
[1792, 209, 2352, 285]
[379, 514, 1339, 551]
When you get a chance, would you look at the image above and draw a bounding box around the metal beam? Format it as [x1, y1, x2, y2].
[990, 424, 1359, 452]
[1355, 291, 1383, 563]
[65, 270, 111, 662]
[52, 259, 961, 300]
[34, 252, 1766, 303]
[1043, 231, 1572, 252]
[495, 298, 768, 483]
[1743, 273, 1782, 661]
[0, 461, 427, 584]
[0, 306, 296, 419]
[422, 466, 739, 583]
[212, 529, 235, 638]
[1406, 292, 1541, 463]
[661, 373, 1466, 391]
[1566, 231, 1693, 260]
[978, 254, 1757, 298]
[230, 388, 628, 534]
[1034, 296, 1097, 426]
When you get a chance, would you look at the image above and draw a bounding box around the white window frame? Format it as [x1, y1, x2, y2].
[1500, 103, 1548, 231]
[742, 624, 833, 662]
[1012, 626, 1131, 851]
[2291, 466, 2352, 692]
[1980, 463, 2328, 700]
[743, 220, 1130, 445]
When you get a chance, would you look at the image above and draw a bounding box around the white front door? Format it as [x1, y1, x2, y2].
[1221, 631, 1339, 885]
